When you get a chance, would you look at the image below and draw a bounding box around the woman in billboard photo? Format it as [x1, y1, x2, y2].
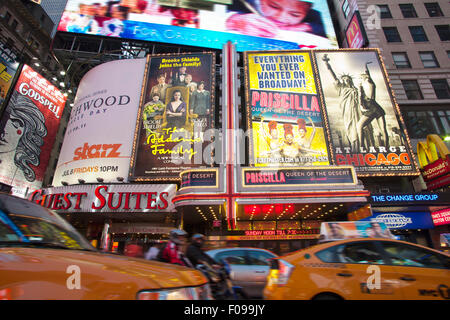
[226, 0, 326, 39]
[0, 91, 47, 184]
[190, 81, 210, 141]
[356, 63, 389, 149]
[166, 89, 187, 130]
[142, 93, 165, 135]
[280, 123, 300, 162]
[259, 118, 283, 160]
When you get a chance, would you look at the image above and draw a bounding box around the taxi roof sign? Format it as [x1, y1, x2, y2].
[319, 221, 395, 242]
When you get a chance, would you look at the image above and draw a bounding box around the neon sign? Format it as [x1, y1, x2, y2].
[371, 193, 440, 203]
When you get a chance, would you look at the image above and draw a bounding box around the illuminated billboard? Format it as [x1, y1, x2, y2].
[57, 0, 337, 51]
[129, 52, 216, 181]
[0, 65, 66, 196]
[0, 39, 20, 109]
[244, 51, 330, 167]
[314, 49, 418, 176]
[345, 11, 368, 49]
[52, 58, 146, 186]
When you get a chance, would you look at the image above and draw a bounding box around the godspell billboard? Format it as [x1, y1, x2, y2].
[57, 0, 337, 51]
[0, 65, 66, 195]
[244, 49, 419, 176]
[129, 52, 216, 181]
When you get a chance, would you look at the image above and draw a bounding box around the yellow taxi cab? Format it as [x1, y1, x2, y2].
[0, 193, 210, 300]
[264, 221, 450, 300]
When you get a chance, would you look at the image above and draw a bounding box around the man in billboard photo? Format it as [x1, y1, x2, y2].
[170, 66, 188, 87]
[226, 0, 326, 39]
[150, 73, 169, 103]
[322, 54, 361, 152]
[0, 91, 47, 186]
[185, 74, 197, 94]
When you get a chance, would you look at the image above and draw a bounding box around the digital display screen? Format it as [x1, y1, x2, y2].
[57, 0, 338, 51]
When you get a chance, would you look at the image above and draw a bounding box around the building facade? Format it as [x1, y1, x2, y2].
[1, 0, 448, 255]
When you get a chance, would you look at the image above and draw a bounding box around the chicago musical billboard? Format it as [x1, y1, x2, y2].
[57, 0, 337, 51]
[314, 49, 418, 176]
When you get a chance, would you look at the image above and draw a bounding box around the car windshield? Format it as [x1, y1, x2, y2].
[0, 193, 95, 251]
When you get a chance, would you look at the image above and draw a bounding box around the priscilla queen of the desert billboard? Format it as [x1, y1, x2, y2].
[56, 0, 337, 51]
[244, 50, 330, 167]
[243, 49, 419, 177]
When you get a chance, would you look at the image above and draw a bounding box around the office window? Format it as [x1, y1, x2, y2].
[4, 11, 12, 23]
[11, 19, 18, 31]
[383, 27, 402, 42]
[402, 80, 424, 100]
[342, 0, 350, 18]
[424, 3, 443, 17]
[431, 79, 450, 99]
[392, 52, 411, 68]
[399, 4, 418, 18]
[378, 5, 392, 19]
[405, 110, 450, 138]
[447, 51, 450, 59]
[419, 52, 439, 68]
[435, 25, 450, 41]
[409, 26, 428, 42]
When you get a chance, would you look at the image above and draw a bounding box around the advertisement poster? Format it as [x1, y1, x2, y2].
[52, 58, 146, 186]
[345, 11, 367, 49]
[0, 40, 20, 109]
[0, 65, 66, 196]
[245, 51, 330, 167]
[360, 212, 435, 230]
[57, 0, 337, 51]
[314, 50, 418, 176]
[431, 208, 450, 227]
[130, 52, 215, 181]
[242, 167, 355, 187]
[320, 221, 394, 241]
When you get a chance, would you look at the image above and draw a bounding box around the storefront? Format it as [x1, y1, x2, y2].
[368, 191, 450, 250]
[30, 183, 178, 255]
[174, 166, 370, 255]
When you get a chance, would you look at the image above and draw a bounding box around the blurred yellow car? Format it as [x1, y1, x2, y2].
[264, 238, 450, 300]
[0, 193, 210, 300]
